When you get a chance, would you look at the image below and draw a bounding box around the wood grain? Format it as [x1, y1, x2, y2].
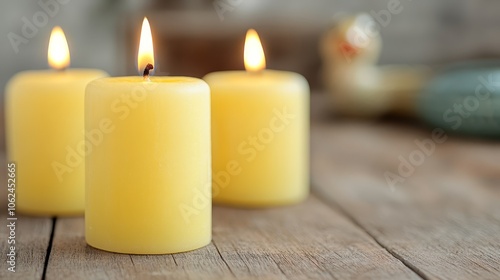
[0, 153, 53, 280]
[311, 95, 500, 279]
[45, 196, 419, 280]
[211, 196, 419, 280]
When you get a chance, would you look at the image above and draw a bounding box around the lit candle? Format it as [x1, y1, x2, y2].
[85, 18, 211, 254]
[204, 29, 310, 207]
[5, 26, 108, 216]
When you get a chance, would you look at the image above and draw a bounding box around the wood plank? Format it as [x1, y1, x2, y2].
[46, 195, 420, 279]
[0, 153, 53, 279]
[311, 100, 500, 279]
[211, 196, 419, 280]
[45, 217, 234, 279]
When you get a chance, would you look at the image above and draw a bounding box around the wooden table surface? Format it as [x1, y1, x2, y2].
[1, 94, 499, 280]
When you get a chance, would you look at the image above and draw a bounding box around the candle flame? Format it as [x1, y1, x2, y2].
[244, 29, 266, 72]
[48, 26, 70, 70]
[138, 17, 155, 75]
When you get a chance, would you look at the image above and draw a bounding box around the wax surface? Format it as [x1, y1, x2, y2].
[85, 76, 211, 254]
[204, 70, 310, 207]
[6, 69, 108, 216]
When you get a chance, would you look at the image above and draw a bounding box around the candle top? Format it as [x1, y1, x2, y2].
[9, 69, 108, 84]
[87, 76, 210, 94]
[6, 69, 108, 95]
[92, 76, 205, 84]
[204, 70, 309, 90]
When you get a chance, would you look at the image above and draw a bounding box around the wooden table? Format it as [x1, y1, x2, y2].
[1, 94, 499, 279]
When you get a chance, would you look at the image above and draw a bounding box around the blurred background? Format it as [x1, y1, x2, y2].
[2, 0, 500, 150]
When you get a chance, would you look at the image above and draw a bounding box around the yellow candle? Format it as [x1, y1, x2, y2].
[5, 26, 107, 216]
[204, 29, 310, 207]
[85, 18, 211, 254]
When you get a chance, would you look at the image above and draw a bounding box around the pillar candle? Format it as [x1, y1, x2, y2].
[5, 26, 107, 216]
[85, 18, 211, 254]
[204, 29, 310, 207]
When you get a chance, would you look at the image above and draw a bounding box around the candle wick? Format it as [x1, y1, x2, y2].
[143, 63, 154, 81]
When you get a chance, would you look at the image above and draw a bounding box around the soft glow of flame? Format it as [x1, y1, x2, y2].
[48, 26, 70, 70]
[244, 29, 266, 72]
[138, 17, 155, 74]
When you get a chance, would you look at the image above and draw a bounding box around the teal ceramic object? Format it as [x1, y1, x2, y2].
[417, 61, 500, 138]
